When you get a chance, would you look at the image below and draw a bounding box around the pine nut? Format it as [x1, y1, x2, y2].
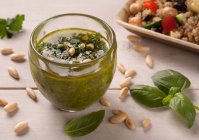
[117, 63, 126, 74]
[127, 35, 141, 42]
[83, 59, 92, 63]
[145, 55, 153, 68]
[120, 77, 132, 88]
[124, 69, 136, 78]
[132, 45, 150, 53]
[0, 98, 8, 107]
[4, 102, 18, 113]
[112, 109, 127, 115]
[109, 113, 128, 124]
[125, 117, 136, 130]
[8, 67, 20, 80]
[78, 43, 86, 49]
[86, 43, 94, 49]
[10, 54, 26, 62]
[68, 48, 75, 56]
[119, 87, 129, 100]
[141, 118, 151, 128]
[26, 87, 37, 102]
[1, 47, 13, 55]
[14, 121, 28, 135]
[99, 97, 111, 107]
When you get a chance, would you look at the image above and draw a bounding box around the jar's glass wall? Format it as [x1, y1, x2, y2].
[29, 14, 117, 111]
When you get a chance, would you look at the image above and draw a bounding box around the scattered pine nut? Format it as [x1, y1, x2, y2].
[127, 35, 141, 42]
[4, 102, 18, 113]
[14, 121, 28, 135]
[99, 97, 111, 107]
[8, 67, 20, 80]
[109, 112, 128, 124]
[132, 45, 150, 53]
[145, 55, 153, 68]
[141, 118, 152, 128]
[124, 69, 136, 78]
[125, 117, 136, 130]
[10, 54, 26, 62]
[0, 98, 8, 107]
[26, 87, 37, 102]
[112, 109, 127, 115]
[120, 77, 132, 88]
[117, 63, 126, 74]
[119, 87, 129, 100]
[1, 47, 13, 55]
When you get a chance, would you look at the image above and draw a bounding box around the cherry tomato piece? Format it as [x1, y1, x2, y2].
[162, 16, 178, 34]
[142, 1, 159, 13]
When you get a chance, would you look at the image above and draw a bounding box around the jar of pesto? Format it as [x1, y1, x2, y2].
[29, 13, 117, 112]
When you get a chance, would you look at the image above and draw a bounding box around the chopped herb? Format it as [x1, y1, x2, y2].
[37, 30, 109, 64]
[0, 14, 25, 39]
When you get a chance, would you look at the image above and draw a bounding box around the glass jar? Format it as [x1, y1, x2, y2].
[29, 13, 117, 112]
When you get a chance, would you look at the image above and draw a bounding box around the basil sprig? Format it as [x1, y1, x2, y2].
[130, 69, 198, 128]
[64, 110, 105, 137]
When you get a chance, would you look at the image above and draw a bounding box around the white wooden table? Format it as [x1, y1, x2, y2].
[0, 0, 199, 140]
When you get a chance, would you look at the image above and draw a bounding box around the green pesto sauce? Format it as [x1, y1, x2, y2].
[30, 28, 117, 111]
[36, 28, 109, 64]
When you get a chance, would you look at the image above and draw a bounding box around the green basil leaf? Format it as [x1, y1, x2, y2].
[130, 85, 167, 108]
[169, 93, 196, 128]
[64, 110, 105, 137]
[152, 69, 191, 94]
[169, 87, 181, 95]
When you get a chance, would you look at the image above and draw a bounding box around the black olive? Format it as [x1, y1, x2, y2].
[154, 26, 163, 33]
[143, 15, 154, 21]
[173, 3, 187, 12]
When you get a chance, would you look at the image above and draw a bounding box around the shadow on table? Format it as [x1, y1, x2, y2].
[169, 109, 199, 135]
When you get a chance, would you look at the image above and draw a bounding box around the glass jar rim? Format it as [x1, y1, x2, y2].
[30, 13, 116, 67]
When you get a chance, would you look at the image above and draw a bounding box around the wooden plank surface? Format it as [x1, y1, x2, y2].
[0, 0, 199, 140]
[0, 89, 199, 140]
[0, 0, 199, 89]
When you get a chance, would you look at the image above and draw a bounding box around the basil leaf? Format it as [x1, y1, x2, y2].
[130, 85, 167, 108]
[64, 110, 105, 137]
[152, 69, 191, 94]
[169, 93, 196, 128]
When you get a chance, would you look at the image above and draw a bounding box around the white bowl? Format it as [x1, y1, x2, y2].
[116, 0, 199, 53]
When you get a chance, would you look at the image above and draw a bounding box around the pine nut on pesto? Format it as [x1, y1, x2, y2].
[29, 14, 117, 112]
